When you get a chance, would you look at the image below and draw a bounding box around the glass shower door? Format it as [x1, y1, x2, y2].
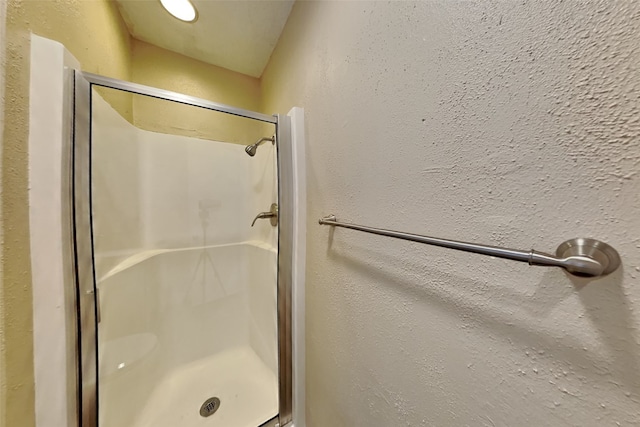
[86, 83, 280, 427]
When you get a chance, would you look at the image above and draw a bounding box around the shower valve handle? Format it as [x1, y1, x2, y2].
[251, 203, 278, 227]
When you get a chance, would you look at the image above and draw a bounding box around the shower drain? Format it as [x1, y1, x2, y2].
[199, 397, 221, 417]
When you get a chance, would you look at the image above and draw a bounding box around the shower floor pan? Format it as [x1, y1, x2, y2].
[132, 346, 278, 427]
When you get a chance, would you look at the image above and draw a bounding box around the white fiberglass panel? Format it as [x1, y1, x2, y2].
[91, 89, 278, 427]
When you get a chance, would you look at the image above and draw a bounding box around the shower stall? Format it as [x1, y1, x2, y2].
[71, 71, 296, 427]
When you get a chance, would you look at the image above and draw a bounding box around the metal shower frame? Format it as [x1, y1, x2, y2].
[71, 70, 294, 427]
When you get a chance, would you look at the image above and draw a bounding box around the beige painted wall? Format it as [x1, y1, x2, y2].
[262, 1, 640, 426]
[0, 0, 6, 425]
[131, 39, 264, 144]
[1, 1, 132, 426]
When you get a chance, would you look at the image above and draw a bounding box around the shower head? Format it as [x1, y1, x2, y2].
[245, 145, 258, 157]
[245, 136, 275, 157]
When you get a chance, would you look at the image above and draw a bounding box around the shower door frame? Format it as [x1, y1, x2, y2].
[71, 70, 294, 427]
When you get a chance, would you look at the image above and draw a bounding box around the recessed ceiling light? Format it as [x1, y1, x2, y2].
[160, 0, 198, 22]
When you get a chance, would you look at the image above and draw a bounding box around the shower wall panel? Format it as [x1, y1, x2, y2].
[93, 94, 278, 268]
[91, 94, 279, 427]
[138, 130, 250, 249]
[92, 94, 143, 277]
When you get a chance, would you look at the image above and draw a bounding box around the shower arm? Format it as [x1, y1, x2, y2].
[252, 136, 275, 148]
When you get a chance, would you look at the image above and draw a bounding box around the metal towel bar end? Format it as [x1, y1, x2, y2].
[318, 215, 620, 278]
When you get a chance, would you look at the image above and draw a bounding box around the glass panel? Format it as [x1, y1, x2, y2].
[90, 86, 279, 427]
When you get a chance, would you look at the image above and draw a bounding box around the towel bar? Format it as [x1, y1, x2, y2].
[318, 215, 620, 277]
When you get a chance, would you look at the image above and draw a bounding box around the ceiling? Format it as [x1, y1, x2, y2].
[115, 0, 295, 78]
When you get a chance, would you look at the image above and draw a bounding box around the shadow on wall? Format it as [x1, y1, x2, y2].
[323, 228, 639, 394]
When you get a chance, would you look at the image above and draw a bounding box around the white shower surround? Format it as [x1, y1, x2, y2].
[28, 35, 306, 427]
[91, 94, 280, 427]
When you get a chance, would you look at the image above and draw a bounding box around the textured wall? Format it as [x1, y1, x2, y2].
[262, 1, 640, 425]
[1, 1, 132, 425]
